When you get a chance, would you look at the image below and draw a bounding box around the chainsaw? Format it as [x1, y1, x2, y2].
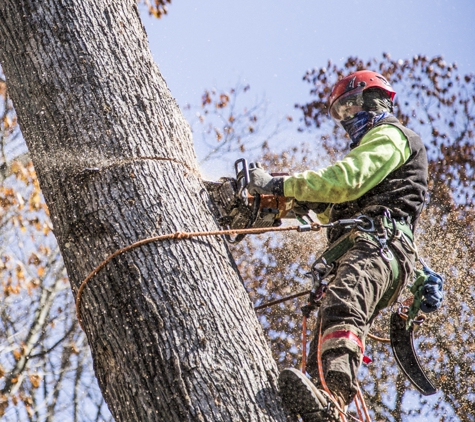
[204, 158, 305, 243]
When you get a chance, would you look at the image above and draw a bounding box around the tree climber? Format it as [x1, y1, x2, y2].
[247, 70, 429, 421]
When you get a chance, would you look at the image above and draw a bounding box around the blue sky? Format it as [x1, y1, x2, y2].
[139, 0, 475, 176]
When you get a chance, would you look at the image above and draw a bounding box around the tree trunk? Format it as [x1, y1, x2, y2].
[0, 1, 288, 421]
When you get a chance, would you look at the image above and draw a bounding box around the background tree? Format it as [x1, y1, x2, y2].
[186, 84, 293, 165]
[0, 162, 112, 422]
[0, 1, 287, 421]
[0, 73, 112, 420]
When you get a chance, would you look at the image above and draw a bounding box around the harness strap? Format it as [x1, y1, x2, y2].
[382, 215, 414, 241]
[376, 216, 414, 310]
[376, 255, 400, 310]
[321, 217, 411, 266]
[321, 231, 356, 264]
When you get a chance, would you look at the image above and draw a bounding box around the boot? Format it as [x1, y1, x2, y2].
[278, 368, 344, 422]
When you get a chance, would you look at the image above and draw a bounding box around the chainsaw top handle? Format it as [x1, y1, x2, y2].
[234, 158, 250, 191]
[235, 158, 265, 189]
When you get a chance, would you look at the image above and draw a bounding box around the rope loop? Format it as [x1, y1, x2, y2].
[74, 216, 377, 421]
[75, 221, 321, 328]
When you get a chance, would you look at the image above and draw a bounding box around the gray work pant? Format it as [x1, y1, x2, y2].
[306, 233, 415, 403]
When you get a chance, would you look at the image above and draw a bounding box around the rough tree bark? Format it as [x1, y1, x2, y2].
[0, 1, 288, 421]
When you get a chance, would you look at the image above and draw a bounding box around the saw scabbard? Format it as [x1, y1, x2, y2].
[390, 311, 437, 395]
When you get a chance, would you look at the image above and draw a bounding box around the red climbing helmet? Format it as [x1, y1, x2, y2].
[328, 70, 396, 124]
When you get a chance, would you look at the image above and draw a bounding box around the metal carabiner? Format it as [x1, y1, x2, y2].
[397, 305, 426, 325]
[310, 257, 334, 281]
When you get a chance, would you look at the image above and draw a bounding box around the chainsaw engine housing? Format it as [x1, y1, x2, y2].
[204, 177, 295, 231]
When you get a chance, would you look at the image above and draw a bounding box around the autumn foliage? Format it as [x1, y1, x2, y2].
[139, 0, 171, 19]
[0, 76, 112, 421]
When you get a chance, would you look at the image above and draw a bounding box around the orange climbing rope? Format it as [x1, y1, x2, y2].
[75, 221, 322, 328]
[299, 304, 374, 422]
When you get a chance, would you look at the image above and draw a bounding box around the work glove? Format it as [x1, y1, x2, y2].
[420, 268, 444, 313]
[247, 167, 284, 196]
[407, 266, 444, 326]
[293, 200, 327, 217]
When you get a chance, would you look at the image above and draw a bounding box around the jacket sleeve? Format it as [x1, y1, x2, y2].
[283, 125, 411, 203]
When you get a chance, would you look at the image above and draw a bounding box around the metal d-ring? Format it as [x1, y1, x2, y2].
[355, 214, 375, 232]
[380, 245, 394, 261]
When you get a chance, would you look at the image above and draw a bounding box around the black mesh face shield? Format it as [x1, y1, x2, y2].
[362, 88, 394, 114]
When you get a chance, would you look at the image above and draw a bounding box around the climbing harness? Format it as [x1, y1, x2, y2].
[297, 215, 379, 422]
[202, 177, 441, 417]
[293, 210, 441, 421]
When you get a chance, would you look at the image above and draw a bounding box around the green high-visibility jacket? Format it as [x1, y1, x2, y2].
[283, 124, 411, 223]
